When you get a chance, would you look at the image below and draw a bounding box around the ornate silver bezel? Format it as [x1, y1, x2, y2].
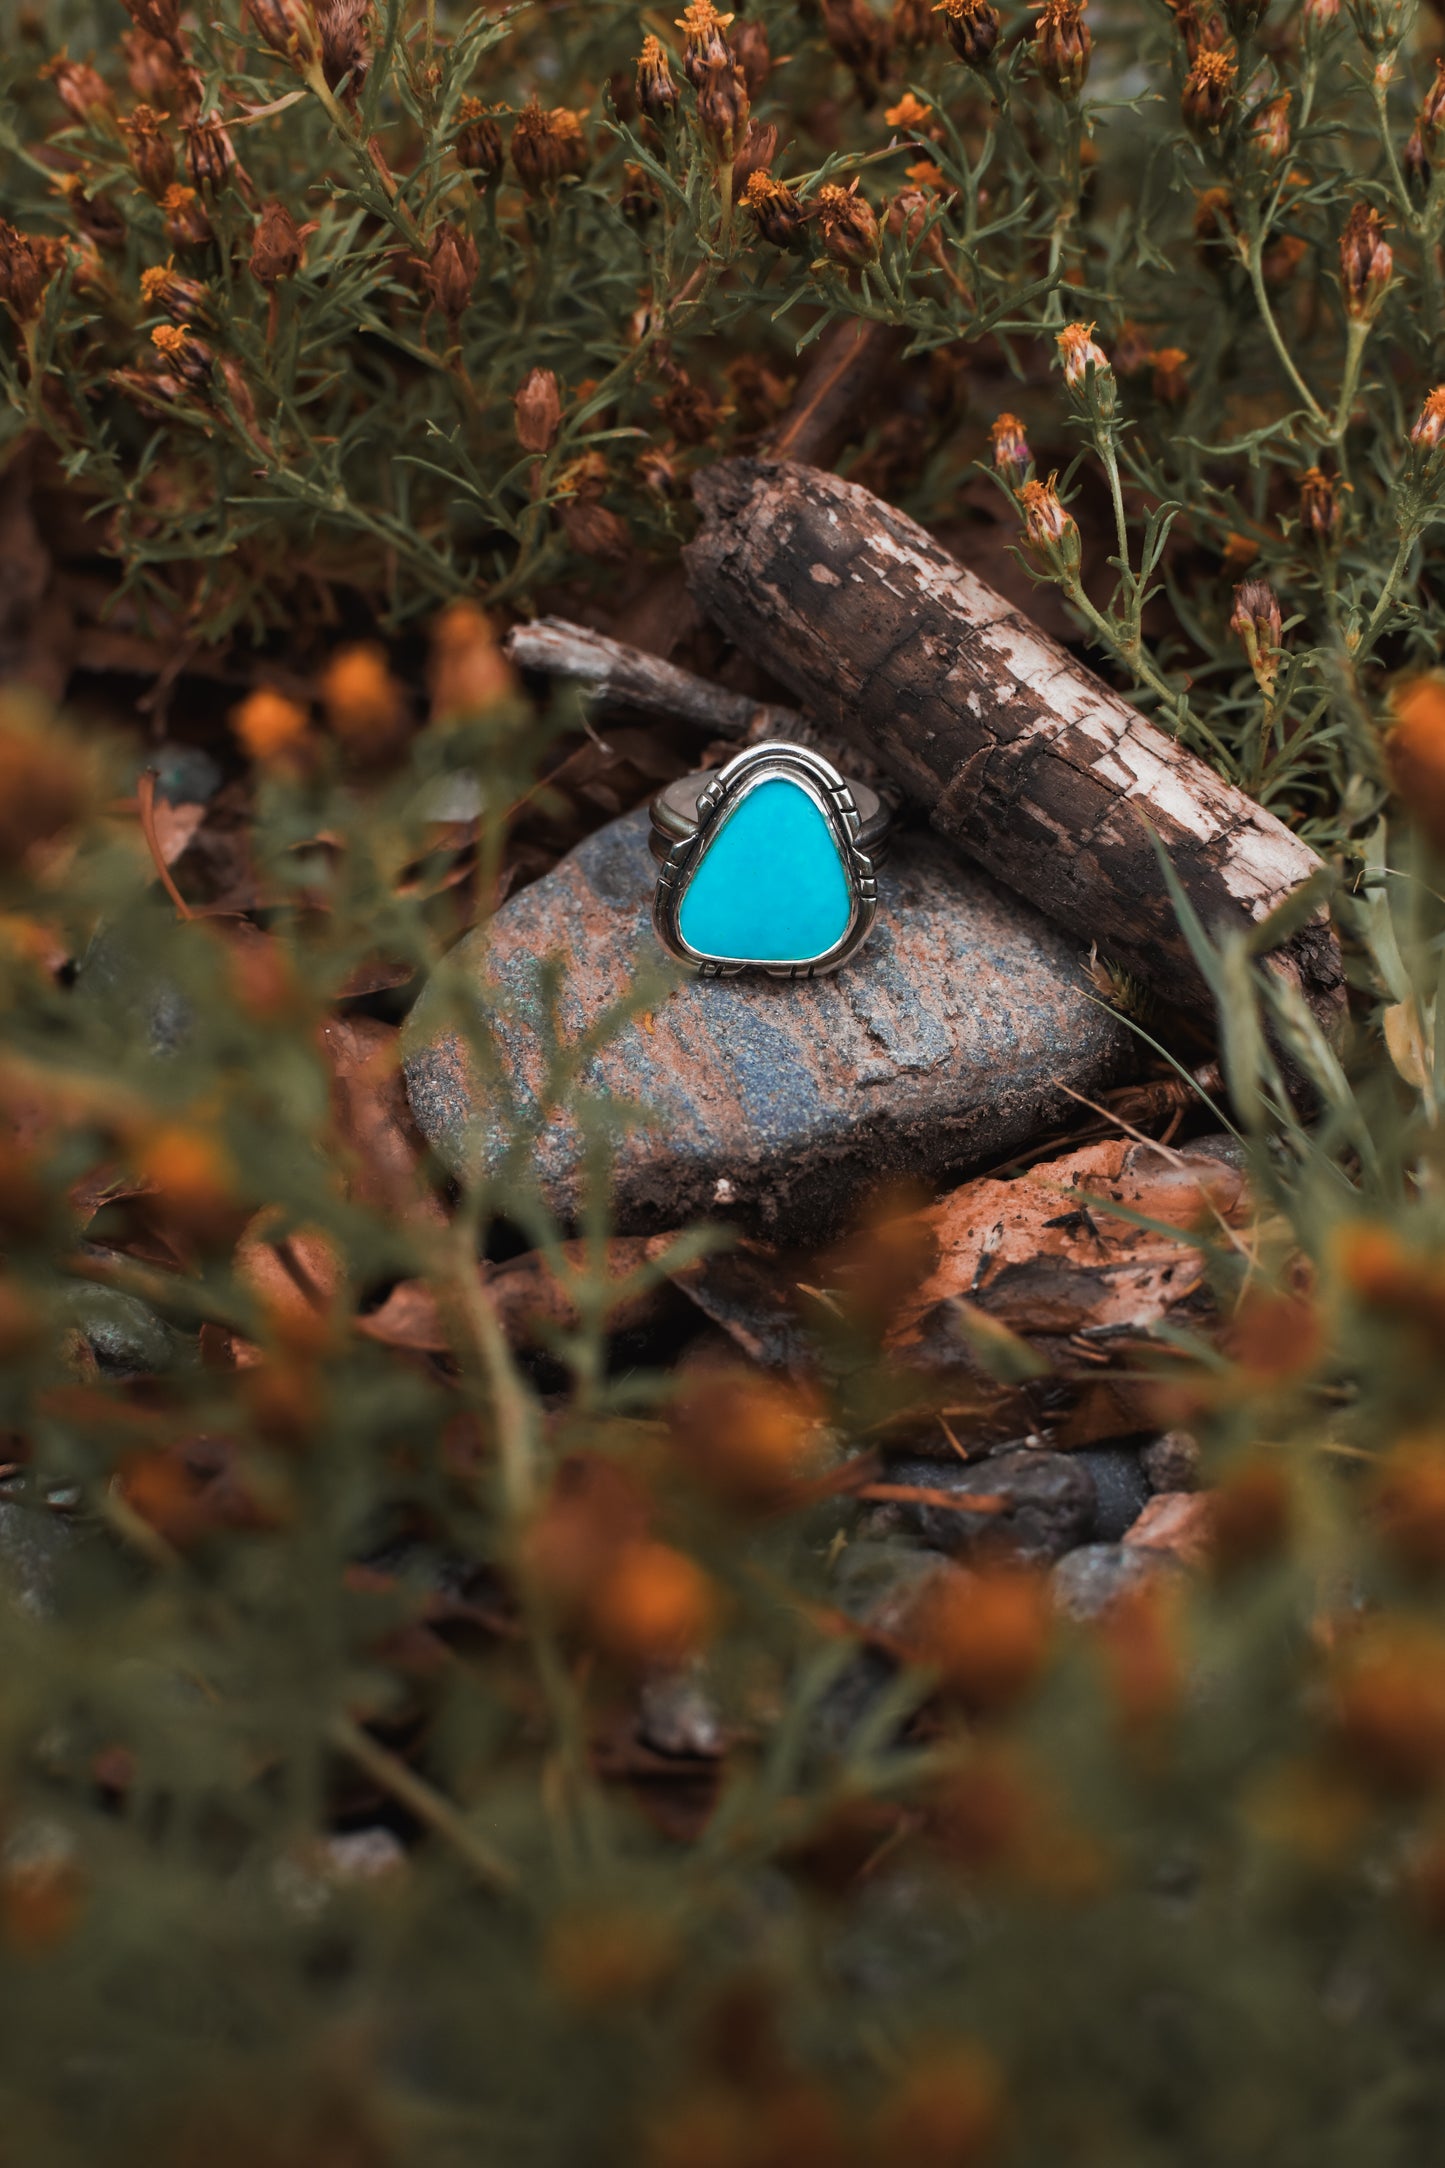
[651, 741, 879, 979]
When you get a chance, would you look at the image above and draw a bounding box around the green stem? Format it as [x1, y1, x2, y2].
[1246, 238, 1326, 425]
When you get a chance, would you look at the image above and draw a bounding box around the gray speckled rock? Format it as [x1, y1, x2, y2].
[865, 1448, 1097, 1565]
[404, 807, 1135, 1236]
[1052, 1542, 1184, 1620]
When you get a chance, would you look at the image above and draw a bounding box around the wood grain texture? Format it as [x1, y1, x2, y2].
[684, 459, 1345, 1032]
[503, 615, 801, 740]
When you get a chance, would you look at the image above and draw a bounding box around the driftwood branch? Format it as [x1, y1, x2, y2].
[683, 459, 1345, 1033]
[504, 616, 801, 742]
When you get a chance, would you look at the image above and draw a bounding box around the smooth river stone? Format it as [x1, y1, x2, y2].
[403, 807, 1137, 1237]
[678, 776, 853, 964]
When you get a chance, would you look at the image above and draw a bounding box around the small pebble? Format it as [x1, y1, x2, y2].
[1141, 1429, 1202, 1494]
[866, 1448, 1095, 1566]
[1052, 1542, 1178, 1621]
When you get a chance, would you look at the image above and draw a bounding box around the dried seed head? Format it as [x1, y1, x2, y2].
[732, 119, 778, 190]
[814, 180, 880, 269]
[1151, 344, 1189, 402]
[454, 97, 504, 181]
[1181, 48, 1236, 135]
[183, 115, 238, 195]
[139, 260, 211, 324]
[514, 365, 562, 453]
[122, 103, 176, 198]
[1166, 0, 1223, 63]
[510, 100, 589, 196]
[732, 17, 772, 95]
[1339, 202, 1392, 318]
[41, 53, 114, 123]
[695, 53, 751, 157]
[1193, 183, 1238, 255]
[160, 182, 213, 249]
[1298, 463, 1342, 541]
[1249, 90, 1291, 163]
[249, 198, 305, 286]
[1018, 472, 1081, 575]
[1034, 0, 1091, 98]
[636, 34, 680, 121]
[316, 0, 371, 96]
[990, 410, 1033, 481]
[637, 442, 684, 498]
[0, 225, 48, 322]
[422, 220, 479, 325]
[1410, 384, 1445, 452]
[740, 169, 809, 249]
[935, 0, 1001, 65]
[245, 0, 317, 66]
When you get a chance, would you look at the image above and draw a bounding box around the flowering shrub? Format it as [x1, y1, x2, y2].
[3, 0, 1445, 2162]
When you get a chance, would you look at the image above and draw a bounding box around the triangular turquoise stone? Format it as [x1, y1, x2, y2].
[678, 777, 853, 965]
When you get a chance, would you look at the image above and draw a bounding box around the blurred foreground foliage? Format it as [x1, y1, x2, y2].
[4, 0, 1445, 2162]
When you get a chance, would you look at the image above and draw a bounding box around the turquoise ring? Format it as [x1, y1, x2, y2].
[649, 743, 889, 979]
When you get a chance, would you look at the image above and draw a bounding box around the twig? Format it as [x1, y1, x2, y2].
[326, 1713, 518, 1895]
[137, 769, 197, 921]
[504, 616, 801, 741]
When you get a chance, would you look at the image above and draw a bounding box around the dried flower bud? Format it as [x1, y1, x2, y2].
[1057, 319, 1112, 399]
[814, 180, 880, 269]
[422, 220, 479, 326]
[732, 119, 778, 191]
[636, 34, 681, 121]
[183, 116, 239, 196]
[316, 0, 371, 95]
[430, 601, 514, 721]
[124, 30, 201, 114]
[821, 0, 892, 83]
[654, 363, 728, 445]
[584, 1540, 718, 1668]
[514, 366, 562, 454]
[638, 443, 684, 498]
[1339, 202, 1392, 319]
[454, 97, 504, 182]
[1249, 90, 1291, 163]
[1298, 462, 1342, 542]
[1410, 384, 1445, 453]
[732, 17, 772, 94]
[1193, 184, 1238, 260]
[1229, 577, 1283, 694]
[1182, 49, 1236, 135]
[894, 0, 941, 47]
[62, 179, 127, 253]
[151, 320, 213, 392]
[1422, 58, 1445, 147]
[1388, 674, 1445, 850]
[140, 260, 211, 324]
[249, 199, 305, 286]
[122, 104, 176, 198]
[1347, 0, 1408, 55]
[936, 0, 1001, 64]
[560, 498, 632, 559]
[1301, 0, 1339, 36]
[319, 642, 402, 759]
[990, 411, 1032, 481]
[245, 0, 317, 66]
[675, 0, 736, 88]
[510, 101, 589, 196]
[741, 169, 809, 248]
[41, 54, 115, 124]
[0, 224, 50, 322]
[233, 686, 310, 765]
[122, 0, 184, 39]
[1406, 127, 1432, 202]
[0, 698, 95, 870]
[161, 183, 213, 250]
[696, 54, 751, 158]
[1034, 0, 1091, 99]
[1018, 473, 1082, 577]
[1151, 344, 1189, 402]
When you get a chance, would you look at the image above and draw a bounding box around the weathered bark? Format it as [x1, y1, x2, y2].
[504, 615, 801, 741]
[684, 459, 1345, 1033]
